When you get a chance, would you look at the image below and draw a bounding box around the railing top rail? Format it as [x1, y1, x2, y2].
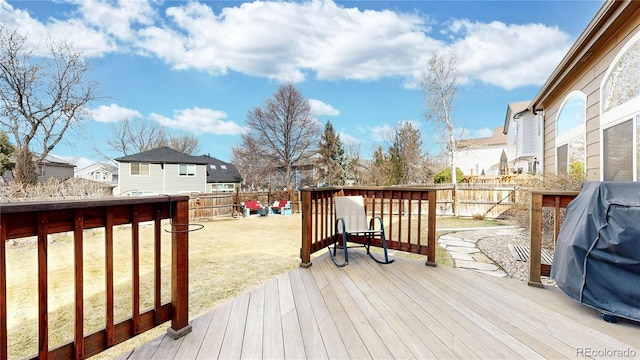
[0, 195, 189, 214]
[300, 185, 450, 193]
[530, 190, 580, 196]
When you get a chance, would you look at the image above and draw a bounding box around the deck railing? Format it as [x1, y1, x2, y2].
[0, 196, 191, 359]
[300, 187, 439, 267]
[528, 190, 578, 287]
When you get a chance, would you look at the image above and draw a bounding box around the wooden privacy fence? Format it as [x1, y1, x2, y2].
[0, 196, 191, 359]
[300, 187, 438, 267]
[188, 186, 521, 220]
[188, 190, 301, 219]
[435, 184, 519, 218]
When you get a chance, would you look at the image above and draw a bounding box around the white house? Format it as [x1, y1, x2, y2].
[456, 127, 508, 176]
[74, 162, 117, 185]
[503, 101, 544, 174]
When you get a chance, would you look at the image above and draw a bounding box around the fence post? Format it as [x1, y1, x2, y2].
[528, 192, 544, 287]
[300, 191, 312, 268]
[167, 198, 192, 338]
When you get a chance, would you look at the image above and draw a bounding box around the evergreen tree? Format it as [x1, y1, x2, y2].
[388, 122, 426, 185]
[0, 131, 15, 175]
[369, 146, 392, 186]
[14, 147, 38, 185]
[317, 121, 346, 186]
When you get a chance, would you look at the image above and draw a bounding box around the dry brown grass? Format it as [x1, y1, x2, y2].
[5, 213, 500, 359]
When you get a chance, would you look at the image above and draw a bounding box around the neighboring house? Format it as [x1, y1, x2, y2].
[529, 1, 640, 181]
[115, 147, 208, 196]
[503, 101, 544, 174]
[75, 162, 118, 185]
[2, 153, 75, 183]
[35, 153, 75, 182]
[196, 155, 242, 193]
[456, 127, 508, 176]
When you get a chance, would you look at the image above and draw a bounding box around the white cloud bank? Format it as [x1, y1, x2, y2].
[2, 0, 575, 89]
[309, 99, 340, 116]
[90, 104, 142, 123]
[150, 107, 244, 135]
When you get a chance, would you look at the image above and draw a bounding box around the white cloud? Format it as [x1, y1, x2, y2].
[309, 99, 340, 116]
[447, 20, 573, 89]
[1, 1, 116, 57]
[456, 127, 494, 139]
[4, 0, 576, 90]
[368, 124, 395, 143]
[150, 107, 244, 135]
[339, 132, 360, 146]
[90, 104, 142, 123]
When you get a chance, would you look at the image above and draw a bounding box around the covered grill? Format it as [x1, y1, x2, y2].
[552, 181, 640, 322]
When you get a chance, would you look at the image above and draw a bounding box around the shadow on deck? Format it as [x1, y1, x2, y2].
[119, 250, 640, 359]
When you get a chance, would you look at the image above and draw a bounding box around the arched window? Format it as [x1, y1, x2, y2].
[600, 32, 640, 181]
[556, 91, 586, 177]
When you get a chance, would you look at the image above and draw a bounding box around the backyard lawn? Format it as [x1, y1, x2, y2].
[4, 213, 504, 359]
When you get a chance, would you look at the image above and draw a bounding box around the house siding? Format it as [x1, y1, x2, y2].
[163, 163, 206, 194]
[540, 5, 640, 180]
[38, 164, 74, 182]
[118, 162, 206, 195]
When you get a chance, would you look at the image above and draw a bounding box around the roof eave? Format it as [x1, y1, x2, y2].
[529, 0, 626, 112]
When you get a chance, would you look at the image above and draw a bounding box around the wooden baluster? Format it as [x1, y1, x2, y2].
[74, 210, 85, 359]
[105, 208, 115, 347]
[0, 216, 7, 360]
[38, 213, 49, 359]
[154, 206, 162, 324]
[131, 207, 140, 335]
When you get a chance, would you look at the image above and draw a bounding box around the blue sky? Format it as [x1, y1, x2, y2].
[1, 0, 604, 166]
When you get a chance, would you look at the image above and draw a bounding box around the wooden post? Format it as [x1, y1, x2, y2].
[167, 199, 192, 339]
[528, 192, 544, 287]
[300, 191, 312, 268]
[426, 190, 437, 267]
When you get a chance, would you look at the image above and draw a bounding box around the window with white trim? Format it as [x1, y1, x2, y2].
[556, 91, 586, 177]
[600, 32, 640, 181]
[179, 163, 196, 176]
[130, 163, 150, 176]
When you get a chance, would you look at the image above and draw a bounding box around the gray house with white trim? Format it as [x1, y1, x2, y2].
[196, 155, 243, 193]
[115, 147, 208, 196]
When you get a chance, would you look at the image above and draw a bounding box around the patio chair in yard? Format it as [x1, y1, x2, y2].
[331, 195, 395, 267]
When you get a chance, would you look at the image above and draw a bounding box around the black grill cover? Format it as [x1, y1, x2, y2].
[551, 181, 640, 321]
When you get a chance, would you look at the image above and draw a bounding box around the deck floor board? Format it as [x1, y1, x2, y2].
[121, 250, 640, 359]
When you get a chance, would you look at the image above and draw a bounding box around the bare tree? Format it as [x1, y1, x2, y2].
[422, 51, 460, 184]
[345, 141, 364, 185]
[234, 84, 320, 189]
[0, 27, 101, 184]
[105, 118, 200, 156]
[232, 136, 271, 190]
[167, 133, 200, 155]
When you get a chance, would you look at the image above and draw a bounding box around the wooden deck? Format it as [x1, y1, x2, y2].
[119, 250, 640, 359]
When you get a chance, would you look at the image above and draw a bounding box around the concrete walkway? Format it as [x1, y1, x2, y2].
[437, 226, 519, 277]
